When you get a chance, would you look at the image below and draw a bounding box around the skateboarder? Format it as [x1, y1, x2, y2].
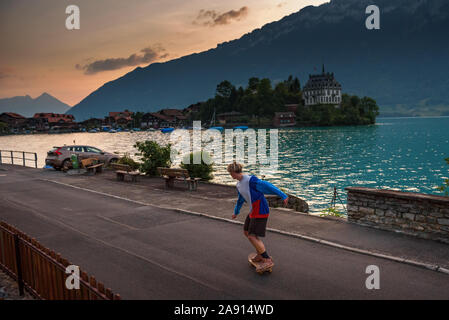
[228, 161, 289, 272]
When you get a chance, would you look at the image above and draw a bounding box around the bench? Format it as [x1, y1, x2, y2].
[86, 163, 104, 176]
[111, 163, 139, 182]
[157, 167, 201, 191]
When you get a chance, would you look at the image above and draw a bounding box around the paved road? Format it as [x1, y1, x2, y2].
[0, 168, 448, 299]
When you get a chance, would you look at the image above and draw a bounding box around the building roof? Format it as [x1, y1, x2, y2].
[149, 112, 175, 121]
[1, 112, 26, 119]
[160, 109, 184, 116]
[33, 113, 74, 119]
[303, 66, 341, 91]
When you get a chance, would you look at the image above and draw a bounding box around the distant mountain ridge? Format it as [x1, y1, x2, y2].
[69, 0, 449, 120]
[0, 93, 71, 117]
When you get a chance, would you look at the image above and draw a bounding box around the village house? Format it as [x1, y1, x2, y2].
[159, 109, 188, 127]
[0, 112, 27, 129]
[273, 112, 296, 127]
[141, 112, 176, 128]
[303, 65, 342, 107]
[33, 113, 76, 130]
[106, 111, 134, 127]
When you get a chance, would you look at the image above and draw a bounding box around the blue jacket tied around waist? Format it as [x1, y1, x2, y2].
[234, 175, 288, 218]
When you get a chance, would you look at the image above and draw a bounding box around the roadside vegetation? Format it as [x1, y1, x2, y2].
[180, 151, 214, 181]
[116, 153, 140, 171]
[134, 141, 171, 176]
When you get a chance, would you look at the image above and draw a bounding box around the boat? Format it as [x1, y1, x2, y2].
[209, 126, 224, 132]
[161, 127, 174, 133]
[109, 129, 117, 133]
[233, 126, 249, 130]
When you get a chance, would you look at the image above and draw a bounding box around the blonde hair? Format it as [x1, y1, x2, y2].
[227, 161, 243, 174]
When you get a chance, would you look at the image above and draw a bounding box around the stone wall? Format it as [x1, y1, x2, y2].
[346, 187, 449, 243]
[266, 194, 309, 213]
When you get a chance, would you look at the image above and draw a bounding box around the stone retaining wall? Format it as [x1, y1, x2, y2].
[346, 187, 449, 243]
[266, 194, 309, 213]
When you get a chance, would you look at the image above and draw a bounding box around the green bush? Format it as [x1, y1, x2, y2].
[180, 151, 214, 181]
[320, 207, 345, 218]
[117, 153, 140, 171]
[134, 141, 172, 176]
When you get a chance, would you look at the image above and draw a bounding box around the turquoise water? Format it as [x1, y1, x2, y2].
[1, 117, 448, 213]
[213, 117, 449, 212]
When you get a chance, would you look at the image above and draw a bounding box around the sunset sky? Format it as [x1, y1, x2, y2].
[0, 0, 327, 106]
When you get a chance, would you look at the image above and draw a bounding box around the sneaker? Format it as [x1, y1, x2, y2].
[256, 258, 274, 272]
[251, 254, 264, 263]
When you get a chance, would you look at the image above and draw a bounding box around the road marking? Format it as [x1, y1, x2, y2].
[42, 178, 449, 275]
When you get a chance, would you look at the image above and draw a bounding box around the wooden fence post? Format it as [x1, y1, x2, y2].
[23, 152, 26, 167]
[10, 151, 13, 165]
[13, 234, 24, 296]
[35, 153, 38, 168]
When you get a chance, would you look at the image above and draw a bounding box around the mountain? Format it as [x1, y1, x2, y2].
[0, 93, 71, 117]
[69, 0, 449, 120]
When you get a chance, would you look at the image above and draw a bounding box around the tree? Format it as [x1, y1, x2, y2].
[216, 80, 234, 99]
[134, 141, 172, 176]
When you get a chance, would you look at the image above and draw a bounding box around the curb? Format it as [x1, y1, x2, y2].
[43, 179, 449, 275]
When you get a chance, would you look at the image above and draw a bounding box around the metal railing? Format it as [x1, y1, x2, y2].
[0, 221, 121, 300]
[0, 150, 38, 168]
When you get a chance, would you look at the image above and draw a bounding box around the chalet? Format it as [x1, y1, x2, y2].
[106, 111, 134, 126]
[0, 113, 26, 129]
[303, 65, 342, 107]
[32, 113, 76, 130]
[142, 112, 175, 128]
[273, 112, 296, 127]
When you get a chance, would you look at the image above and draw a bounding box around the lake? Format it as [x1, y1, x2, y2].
[1, 117, 448, 213]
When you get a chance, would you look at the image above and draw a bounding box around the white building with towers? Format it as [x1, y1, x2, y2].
[303, 65, 342, 107]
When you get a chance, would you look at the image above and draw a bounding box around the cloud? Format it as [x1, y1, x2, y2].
[0, 67, 14, 82]
[76, 45, 169, 75]
[193, 6, 249, 27]
[277, 2, 287, 8]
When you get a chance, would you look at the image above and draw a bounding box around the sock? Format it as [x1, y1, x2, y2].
[261, 251, 270, 259]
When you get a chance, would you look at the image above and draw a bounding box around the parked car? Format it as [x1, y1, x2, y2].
[45, 145, 119, 170]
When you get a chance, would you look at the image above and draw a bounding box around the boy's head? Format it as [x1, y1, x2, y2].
[227, 161, 243, 180]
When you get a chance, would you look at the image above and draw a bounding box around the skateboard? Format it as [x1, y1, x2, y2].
[248, 253, 274, 274]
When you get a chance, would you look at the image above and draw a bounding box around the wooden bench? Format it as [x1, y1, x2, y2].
[111, 163, 139, 182]
[86, 163, 104, 175]
[157, 167, 201, 191]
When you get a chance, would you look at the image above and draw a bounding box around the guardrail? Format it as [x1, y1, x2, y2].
[0, 221, 121, 300]
[0, 150, 38, 168]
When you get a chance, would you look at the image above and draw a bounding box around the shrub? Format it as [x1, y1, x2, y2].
[134, 141, 172, 176]
[180, 151, 214, 181]
[117, 153, 140, 171]
[320, 207, 345, 218]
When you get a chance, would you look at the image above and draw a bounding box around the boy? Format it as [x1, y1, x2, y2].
[228, 161, 288, 272]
